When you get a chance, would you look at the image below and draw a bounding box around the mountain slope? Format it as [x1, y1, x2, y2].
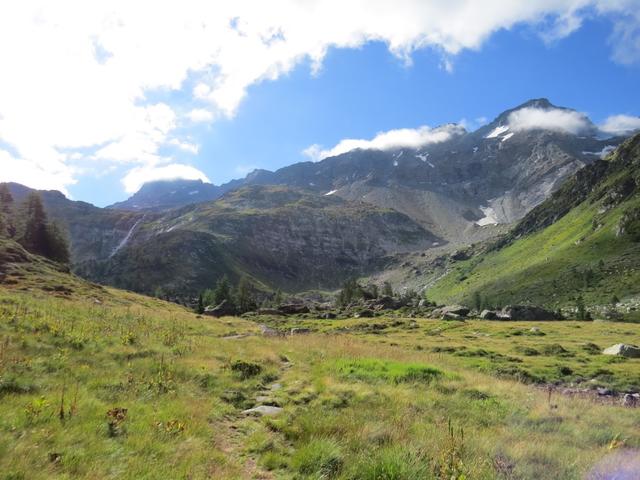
[80, 185, 438, 296]
[110, 99, 624, 246]
[5, 182, 144, 264]
[427, 133, 640, 312]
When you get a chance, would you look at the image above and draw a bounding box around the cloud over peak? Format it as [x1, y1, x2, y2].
[303, 124, 465, 161]
[506, 107, 593, 135]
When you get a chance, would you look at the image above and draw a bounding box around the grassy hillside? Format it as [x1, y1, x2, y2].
[428, 134, 640, 313]
[1, 239, 640, 479]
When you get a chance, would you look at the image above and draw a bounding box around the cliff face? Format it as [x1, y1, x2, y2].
[77, 186, 437, 295]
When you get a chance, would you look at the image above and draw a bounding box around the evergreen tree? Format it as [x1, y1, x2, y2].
[45, 221, 71, 264]
[235, 276, 256, 313]
[473, 291, 482, 311]
[0, 184, 15, 237]
[196, 293, 204, 314]
[19, 192, 48, 257]
[273, 288, 283, 307]
[213, 275, 233, 306]
[576, 295, 586, 320]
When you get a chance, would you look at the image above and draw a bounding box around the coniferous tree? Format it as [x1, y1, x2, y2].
[235, 276, 256, 313]
[19, 192, 48, 256]
[45, 221, 71, 264]
[213, 275, 233, 306]
[0, 184, 15, 237]
[196, 293, 205, 314]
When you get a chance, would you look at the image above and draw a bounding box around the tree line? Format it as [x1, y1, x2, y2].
[195, 275, 259, 314]
[0, 185, 70, 264]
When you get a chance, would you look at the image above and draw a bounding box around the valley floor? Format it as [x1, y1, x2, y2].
[1, 284, 639, 479]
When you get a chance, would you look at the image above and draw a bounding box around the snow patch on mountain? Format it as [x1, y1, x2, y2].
[486, 125, 509, 139]
[476, 206, 499, 226]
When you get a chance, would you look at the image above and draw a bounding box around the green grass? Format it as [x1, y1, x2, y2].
[2, 242, 640, 478]
[334, 358, 444, 384]
[428, 196, 640, 311]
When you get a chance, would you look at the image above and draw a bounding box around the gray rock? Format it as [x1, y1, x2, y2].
[499, 305, 559, 321]
[602, 344, 640, 358]
[270, 383, 282, 391]
[203, 299, 237, 318]
[290, 327, 312, 335]
[242, 405, 283, 416]
[622, 393, 639, 407]
[480, 309, 499, 320]
[318, 312, 337, 319]
[354, 309, 375, 318]
[433, 305, 470, 319]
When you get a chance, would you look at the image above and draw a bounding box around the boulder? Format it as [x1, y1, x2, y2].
[278, 304, 310, 315]
[203, 299, 237, 318]
[434, 305, 470, 318]
[290, 327, 312, 335]
[602, 344, 640, 358]
[370, 296, 399, 310]
[354, 309, 375, 318]
[480, 309, 499, 320]
[622, 393, 639, 407]
[443, 312, 464, 321]
[499, 305, 559, 321]
[318, 312, 337, 319]
[242, 405, 283, 416]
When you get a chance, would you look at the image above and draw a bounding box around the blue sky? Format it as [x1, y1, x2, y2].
[1, 2, 640, 206]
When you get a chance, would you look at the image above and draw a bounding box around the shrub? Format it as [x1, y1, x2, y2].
[291, 437, 343, 478]
[230, 360, 262, 380]
[348, 446, 429, 480]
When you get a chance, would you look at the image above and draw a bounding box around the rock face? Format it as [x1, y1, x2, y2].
[107, 179, 228, 212]
[278, 303, 310, 315]
[602, 344, 640, 358]
[203, 300, 237, 318]
[480, 309, 499, 320]
[433, 305, 470, 319]
[499, 305, 559, 321]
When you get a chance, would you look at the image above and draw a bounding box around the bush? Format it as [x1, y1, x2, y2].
[348, 447, 429, 480]
[291, 437, 343, 478]
[230, 360, 262, 380]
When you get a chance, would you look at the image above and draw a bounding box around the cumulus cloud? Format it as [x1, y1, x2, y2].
[303, 124, 465, 161]
[122, 164, 211, 194]
[599, 114, 640, 135]
[506, 107, 593, 134]
[0, 1, 639, 193]
[187, 109, 215, 123]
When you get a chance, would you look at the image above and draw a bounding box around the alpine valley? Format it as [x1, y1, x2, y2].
[3, 99, 638, 311]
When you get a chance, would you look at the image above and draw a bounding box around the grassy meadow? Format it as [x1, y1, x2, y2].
[1, 274, 639, 479]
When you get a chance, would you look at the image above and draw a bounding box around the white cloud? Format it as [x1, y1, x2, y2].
[169, 139, 200, 155]
[506, 107, 593, 134]
[187, 108, 215, 123]
[303, 124, 465, 161]
[0, 1, 639, 193]
[0, 150, 75, 195]
[599, 114, 640, 135]
[122, 164, 210, 194]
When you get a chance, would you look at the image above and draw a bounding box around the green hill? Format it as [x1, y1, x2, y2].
[428, 133, 640, 316]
